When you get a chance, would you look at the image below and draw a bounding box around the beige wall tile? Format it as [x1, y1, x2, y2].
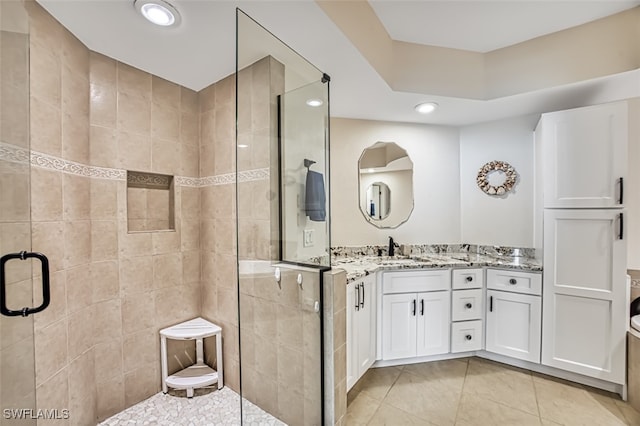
[31, 168, 63, 222]
[36, 368, 69, 426]
[181, 86, 199, 114]
[117, 62, 151, 101]
[117, 90, 151, 136]
[215, 74, 235, 106]
[97, 375, 125, 422]
[31, 221, 65, 273]
[180, 112, 199, 146]
[181, 218, 200, 251]
[64, 220, 91, 268]
[35, 318, 68, 386]
[180, 143, 199, 177]
[124, 364, 159, 407]
[122, 292, 155, 335]
[217, 287, 238, 326]
[94, 339, 123, 383]
[29, 42, 61, 109]
[65, 264, 92, 314]
[151, 137, 180, 174]
[89, 52, 116, 88]
[68, 350, 97, 426]
[199, 84, 216, 113]
[62, 111, 90, 164]
[89, 125, 118, 168]
[119, 255, 153, 295]
[92, 260, 120, 302]
[92, 220, 119, 261]
[61, 30, 89, 77]
[123, 329, 157, 373]
[93, 299, 122, 345]
[152, 102, 179, 141]
[34, 270, 67, 331]
[182, 250, 201, 284]
[152, 229, 180, 254]
[63, 174, 90, 220]
[67, 305, 96, 359]
[118, 220, 152, 257]
[62, 65, 89, 118]
[90, 82, 117, 128]
[152, 76, 180, 109]
[90, 177, 118, 219]
[214, 253, 237, 290]
[30, 96, 61, 156]
[153, 253, 182, 288]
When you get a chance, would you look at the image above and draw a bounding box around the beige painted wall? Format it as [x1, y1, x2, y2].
[626, 98, 640, 270]
[331, 118, 461, 246]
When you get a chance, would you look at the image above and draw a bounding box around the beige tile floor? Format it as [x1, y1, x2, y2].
[346, 357, 640, 426]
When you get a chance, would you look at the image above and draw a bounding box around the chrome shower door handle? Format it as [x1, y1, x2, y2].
[0, 251, 50, 317]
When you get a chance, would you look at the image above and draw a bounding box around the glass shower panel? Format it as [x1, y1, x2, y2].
[280, 80, 330, 266]
[0, 2, 37, 424]
[236, 9, 330, 426]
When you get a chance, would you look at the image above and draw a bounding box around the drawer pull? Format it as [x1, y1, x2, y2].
[466, 276, 473, 282]
[509, 278, 517, 285]
[465, 334, 472, 341]
[465, 303, 472, 309]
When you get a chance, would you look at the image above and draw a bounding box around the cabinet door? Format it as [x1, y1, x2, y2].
[346, 281, 358, 390]
[540, 101, 627, 208]
[486, 290, 541, 363]
[356, 275, 376, 376]
[416, 291, 450, 357]
[382, 293, 417, 360]
[542, 209, 626, 384]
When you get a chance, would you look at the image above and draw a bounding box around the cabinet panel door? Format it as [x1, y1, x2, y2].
[486, 290, 541, 363]
[382, 293, 417, 360]
[356, 276, 376, 375]
[542, 209, 626, 384]
[416, 291, 450, 357]
[541, 101, 627, 208]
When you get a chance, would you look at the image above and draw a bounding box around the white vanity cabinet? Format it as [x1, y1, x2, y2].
[381, 270, 450, 361]
[485, 269, 542, 363]
[450, 269, 484, 353]
[537, 101, 627, 209]
[346, 274, 376, 390]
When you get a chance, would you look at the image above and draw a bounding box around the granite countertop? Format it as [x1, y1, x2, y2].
[332, 252, 542, 283]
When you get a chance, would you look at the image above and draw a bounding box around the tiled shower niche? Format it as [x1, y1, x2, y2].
[127, 171, 175, 232]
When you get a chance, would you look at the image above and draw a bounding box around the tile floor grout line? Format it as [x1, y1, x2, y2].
[452, 357, 471, 425]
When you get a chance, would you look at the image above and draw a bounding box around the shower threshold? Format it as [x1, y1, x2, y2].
[99, 387, 285, 426]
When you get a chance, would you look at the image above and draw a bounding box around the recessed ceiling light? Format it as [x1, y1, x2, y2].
[306, 98, 323, 107]
[414, 102, 438, 114]
[134, 0, 181, 27]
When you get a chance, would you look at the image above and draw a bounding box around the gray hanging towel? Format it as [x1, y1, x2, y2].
[305, 170, 326, 222]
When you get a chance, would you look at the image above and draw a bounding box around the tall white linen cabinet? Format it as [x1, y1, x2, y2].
[535, 101, 628, 386]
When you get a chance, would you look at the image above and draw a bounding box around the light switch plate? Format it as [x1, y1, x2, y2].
[303, 229, 314, 247]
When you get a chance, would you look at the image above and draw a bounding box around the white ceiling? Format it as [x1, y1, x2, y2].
[370, 0, 640, 53]
[36, 0, 640, 126]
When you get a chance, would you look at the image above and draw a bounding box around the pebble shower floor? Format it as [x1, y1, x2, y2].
[99, 387, 286, 426]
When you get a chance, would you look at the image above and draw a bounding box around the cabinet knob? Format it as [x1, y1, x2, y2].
[466, 276, 473, 282]
[465, 303, 472, 309]
[509, 278, 517, 285]
[465, 334, 472, 341]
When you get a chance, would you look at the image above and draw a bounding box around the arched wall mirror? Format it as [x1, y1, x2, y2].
[358, 142, 414, 228]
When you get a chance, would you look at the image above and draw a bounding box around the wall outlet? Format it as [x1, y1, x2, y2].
[303, 229, 314, 247]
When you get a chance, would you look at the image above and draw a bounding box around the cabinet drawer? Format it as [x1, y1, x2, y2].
[452, 269, 484, 290]
[451, 320, 483, 353]
[382, 270, 450, 294]
[486, 269, 542, 296]
[451, 289, 483, 321]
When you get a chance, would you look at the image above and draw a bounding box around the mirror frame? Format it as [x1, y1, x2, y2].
[358, 141, 414, 229]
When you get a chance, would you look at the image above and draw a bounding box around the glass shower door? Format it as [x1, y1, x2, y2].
[0, 1, 38, 424]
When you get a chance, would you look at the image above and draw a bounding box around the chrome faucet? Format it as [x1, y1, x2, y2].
[388, 236, 399, 257]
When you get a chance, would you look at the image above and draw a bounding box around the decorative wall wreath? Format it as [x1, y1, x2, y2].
[476, 160, 517, 196]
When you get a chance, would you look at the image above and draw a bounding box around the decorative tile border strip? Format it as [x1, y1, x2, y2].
[0, 141, 30, 164]
[31, 151, 126, 180]
[28, 150, 269, 187]
[127, 171, 172, 189]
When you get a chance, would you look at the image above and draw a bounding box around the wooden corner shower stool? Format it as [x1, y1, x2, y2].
[160, 317, 223, 397]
